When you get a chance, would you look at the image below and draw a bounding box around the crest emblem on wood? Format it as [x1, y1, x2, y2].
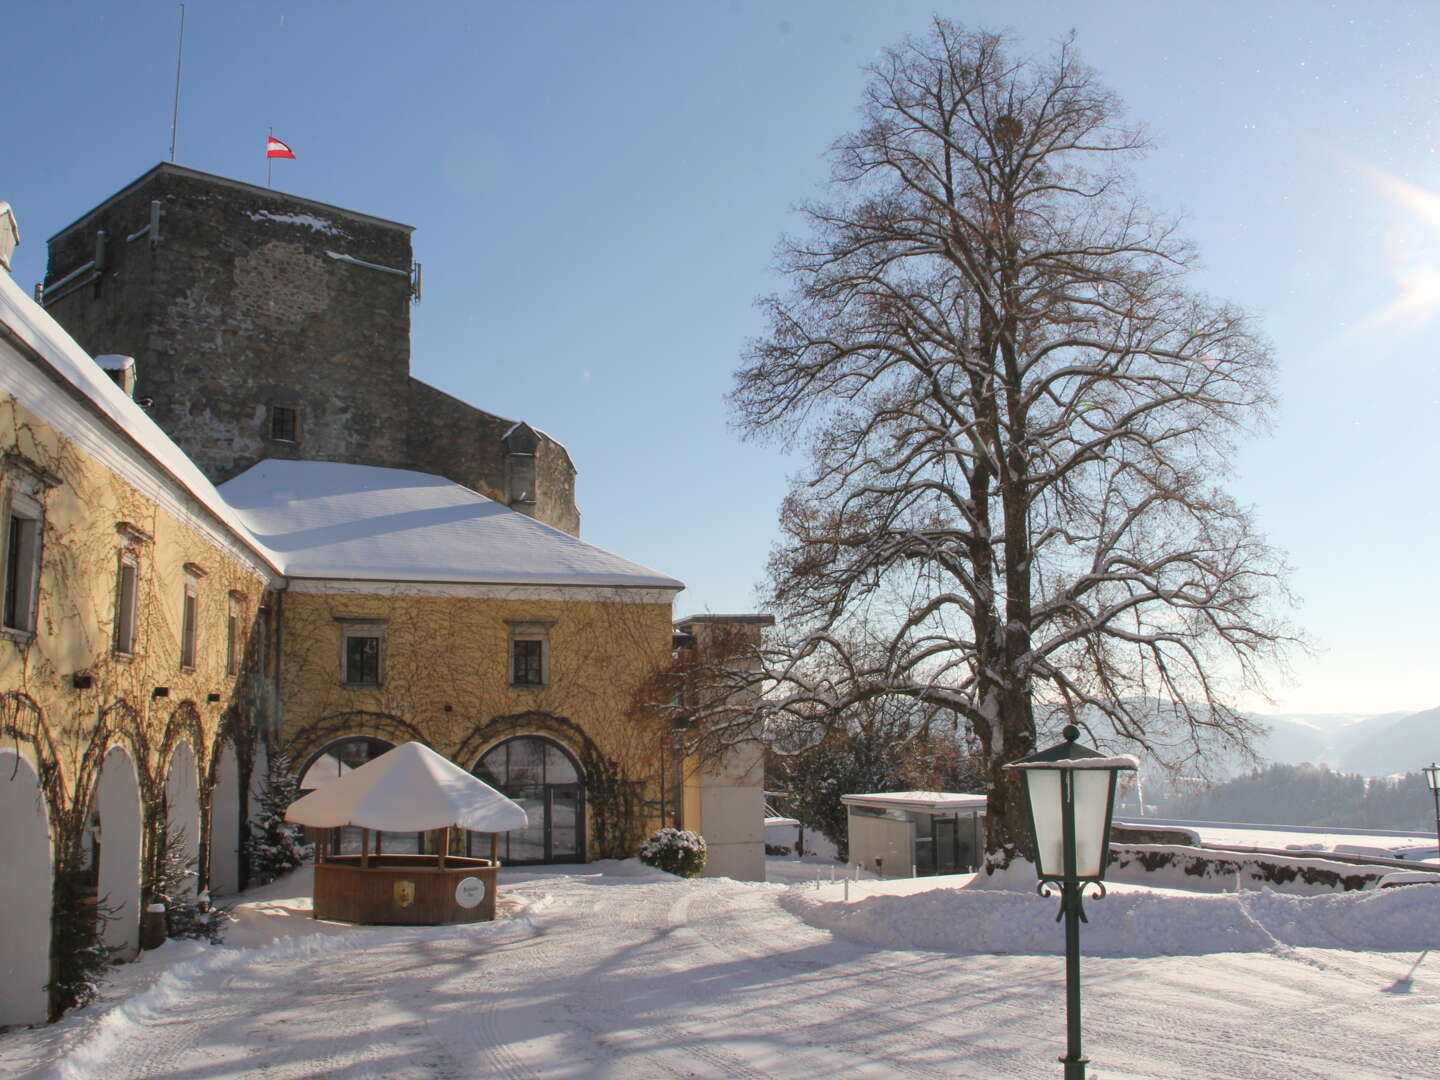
[393, 880, 416, 908]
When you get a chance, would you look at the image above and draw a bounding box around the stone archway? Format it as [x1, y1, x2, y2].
[0, 748, 52, 1027]
[165, 741, 201, 899]
[209, 741, 242, 896]
[94, 745, 143, 959]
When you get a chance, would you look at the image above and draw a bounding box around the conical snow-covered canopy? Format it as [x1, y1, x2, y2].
[285, 741, 528, 833]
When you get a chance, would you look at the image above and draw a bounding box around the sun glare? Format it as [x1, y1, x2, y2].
[1355, 164, 1440, 332]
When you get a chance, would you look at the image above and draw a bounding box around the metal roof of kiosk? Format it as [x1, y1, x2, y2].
[285, 741, 529, 833]
[841, 791, 988, 814]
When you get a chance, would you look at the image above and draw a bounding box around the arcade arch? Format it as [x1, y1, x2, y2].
[474, 735, 585, 864]
[93, 745, 143, 958]
[0, 749, 52, 1026]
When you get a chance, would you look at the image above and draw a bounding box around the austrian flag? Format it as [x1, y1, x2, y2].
[266, 136, 296, 159]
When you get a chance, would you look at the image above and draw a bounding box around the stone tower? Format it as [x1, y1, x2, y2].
[42, 164, 579, 535]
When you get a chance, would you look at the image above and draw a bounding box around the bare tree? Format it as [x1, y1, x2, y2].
[731, 21, 1297, 867]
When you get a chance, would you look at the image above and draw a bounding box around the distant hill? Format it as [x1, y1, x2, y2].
[1334, 705, 1440, 776]
[1056, 700, 1438, 781]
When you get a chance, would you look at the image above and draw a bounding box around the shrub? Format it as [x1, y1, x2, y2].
[244, 750, 314, 885]
[639, 827, 708, 878]
[765, 843, 791, 856]
[47, 869, 120, 1018]
[154, 825, 230, 944]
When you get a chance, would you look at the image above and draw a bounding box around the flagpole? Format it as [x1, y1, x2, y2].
[169, 3, 186, 163]
[268, 126, 273, 188]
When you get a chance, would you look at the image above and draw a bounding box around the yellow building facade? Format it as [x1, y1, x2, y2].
[0, 204, 694, 1026]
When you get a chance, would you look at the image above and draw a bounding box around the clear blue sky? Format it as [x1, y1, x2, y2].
[6, 2, 1437, 716]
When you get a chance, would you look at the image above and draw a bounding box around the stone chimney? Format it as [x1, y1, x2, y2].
[0, 202, 19, 272]
[95, 354, 138, 397]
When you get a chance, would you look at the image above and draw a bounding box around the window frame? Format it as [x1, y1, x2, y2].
[113, 550, 139, 657]
[1, 457, 55, 639]
[338, 618, 386, 688]
[225, 591, 245, 677]
[269, 403, 300, 444]
[507, 619, 553, 688]
[179, 572, 199, 672]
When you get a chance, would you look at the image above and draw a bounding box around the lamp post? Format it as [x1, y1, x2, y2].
[1006, 725, 1137, 1080]
[1423, 763, 1440, 858]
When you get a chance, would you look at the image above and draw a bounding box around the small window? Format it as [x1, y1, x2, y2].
[226, 592, 244, 676]
[508, 620, 552, 687]
[340, 620, 385, 687]
[2, 463, 50, 637]
[180, 574, 198, 671]
[114, 554, 139, 655]
[270, 404, 299, 443]
[3, 503, 41, 633]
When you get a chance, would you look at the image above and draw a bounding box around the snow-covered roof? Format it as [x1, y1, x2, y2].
[94, 353, 135, 372]
[219, 458, 684, 590]
[285, 741, 529, 832]
[0, 271, 282, 575]
[842, 792, 987, 813]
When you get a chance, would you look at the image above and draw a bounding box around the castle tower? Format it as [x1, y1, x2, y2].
[42, 164, 579, 535]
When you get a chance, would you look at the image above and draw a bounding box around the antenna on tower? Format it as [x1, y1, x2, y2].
[169, 4, 187, 163]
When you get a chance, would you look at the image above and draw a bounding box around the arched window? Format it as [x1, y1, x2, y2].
[473, 736, 584, 864]
[300, 736, 422, 855]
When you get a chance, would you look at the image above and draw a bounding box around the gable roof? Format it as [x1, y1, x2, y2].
[219, 458, 684, 590]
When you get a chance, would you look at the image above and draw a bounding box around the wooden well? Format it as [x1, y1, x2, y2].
[311, 828, 501, 925]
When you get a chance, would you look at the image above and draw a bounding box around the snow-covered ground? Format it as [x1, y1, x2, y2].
[4, 861, 1437, 1079]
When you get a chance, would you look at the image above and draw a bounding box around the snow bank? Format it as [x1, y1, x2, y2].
[781, 881, 1440, 958]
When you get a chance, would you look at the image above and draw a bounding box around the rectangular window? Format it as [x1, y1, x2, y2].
[270, 405, 299, 443]
[2, 493, 42, 635]
[340, 621, 385, 687]
[226, 593, 243, 676]
[180, 576, 198, 671]
[512, 639, 543, 685]
[114, 555, 138, 655]
[507, 620, 552, 688]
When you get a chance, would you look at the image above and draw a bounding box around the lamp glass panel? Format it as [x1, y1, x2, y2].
[1023, 768, 1064, 876]
[1071, 769, 1115, 878]
[1424, 765, 1440, 792]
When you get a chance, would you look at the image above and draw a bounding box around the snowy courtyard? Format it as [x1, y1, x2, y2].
[4, 861, 1437, 1080]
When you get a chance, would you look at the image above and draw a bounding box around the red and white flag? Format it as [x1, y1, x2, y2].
[266, 136, 296, 159]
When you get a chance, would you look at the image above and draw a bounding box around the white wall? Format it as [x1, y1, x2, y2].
[209, 742, 242, 896]
[0, 749, 52, 1026]
[95, 745, 142, 959]
[698, 742, 765, 881]
[847, 812, 915, 877]
[165, 741, 201, 898]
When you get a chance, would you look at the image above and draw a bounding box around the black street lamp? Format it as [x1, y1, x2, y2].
[1007, 725, 1137, 1080]
[1423, 763, 1440, 858]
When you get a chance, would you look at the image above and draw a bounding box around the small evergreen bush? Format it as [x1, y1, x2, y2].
[47, 869, 120, 1018]
[244, 750, 314, 886]
[155, 825, 230, 944]
[638, 827, 707, 878]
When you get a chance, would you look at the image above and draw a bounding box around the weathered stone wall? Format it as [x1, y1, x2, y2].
[44, 166, 415, 485]
[43, 165, 582, 534]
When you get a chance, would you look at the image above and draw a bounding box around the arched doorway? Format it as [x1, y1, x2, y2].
[209, 741, 242, 896]
[165, 741, 201, 898]
[300, 736, 422, 855]
[94, 745, 143, 958]
[474, 736, 585, 864]
[0, 749, 52, 1026]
